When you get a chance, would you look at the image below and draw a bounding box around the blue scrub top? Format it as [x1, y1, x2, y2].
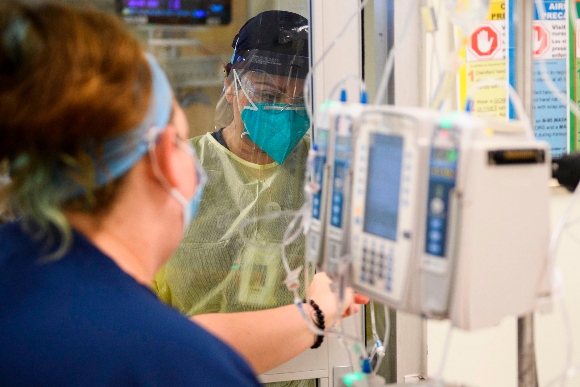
[0, 222, 260, 387]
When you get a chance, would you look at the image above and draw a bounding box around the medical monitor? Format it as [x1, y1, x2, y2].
[117, 0, 231, 25]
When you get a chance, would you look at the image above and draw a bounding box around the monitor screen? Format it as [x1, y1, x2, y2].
[363, 133, 404, 241]
[118, 0, 231, 25]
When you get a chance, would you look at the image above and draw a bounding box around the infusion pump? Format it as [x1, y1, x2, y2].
[349, 106, 551, 330]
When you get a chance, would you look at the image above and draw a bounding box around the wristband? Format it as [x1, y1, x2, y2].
[304, 299, 325, 349]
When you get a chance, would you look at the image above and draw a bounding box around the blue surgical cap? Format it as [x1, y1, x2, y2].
[60, 53, 173, 198]
[91, 53, 173, 186]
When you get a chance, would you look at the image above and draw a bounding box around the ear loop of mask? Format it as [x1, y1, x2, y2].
[146, 128, 191, 217]
[233, 69, 258, 139]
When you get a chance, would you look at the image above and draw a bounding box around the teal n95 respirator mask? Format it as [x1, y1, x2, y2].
[241, 102, 310, 165]
[232, 67, 310, 164]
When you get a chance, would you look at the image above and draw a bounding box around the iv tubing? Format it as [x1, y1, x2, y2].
[303, 0, 371, 132]
[465, 78, 535, 139]
[432, 324, 453, 385]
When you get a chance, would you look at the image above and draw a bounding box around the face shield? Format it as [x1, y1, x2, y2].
[214, 12, 310, 165]
[155, 11, 314, 317]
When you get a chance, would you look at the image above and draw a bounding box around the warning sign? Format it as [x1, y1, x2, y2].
[533, 24, 550, 57]
[459, 0, 508, 119]
[532, 0, 568, 157]
[468, 24, 501, 59]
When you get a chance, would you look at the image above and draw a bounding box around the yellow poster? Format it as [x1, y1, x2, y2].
[457, 0, 508, 117]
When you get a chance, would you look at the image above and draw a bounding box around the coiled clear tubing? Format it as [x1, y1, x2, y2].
[446, 0, 490, 35]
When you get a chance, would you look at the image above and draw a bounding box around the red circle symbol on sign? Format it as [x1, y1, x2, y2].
[533, 24, 550, 57]
[469, 24, 500, 59]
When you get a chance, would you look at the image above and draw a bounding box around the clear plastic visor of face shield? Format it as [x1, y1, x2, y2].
[235, 70, 308, 114]
[215, 49, 309, 130]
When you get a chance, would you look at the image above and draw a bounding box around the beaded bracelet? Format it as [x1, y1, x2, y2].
[304, 299, 325, 349]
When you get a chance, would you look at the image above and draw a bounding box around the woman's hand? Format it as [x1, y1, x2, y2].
[308, 272, 370, 324]
[341, 293, 370, 317]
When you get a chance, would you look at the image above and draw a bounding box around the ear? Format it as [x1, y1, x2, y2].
[152, 124, 179, 188]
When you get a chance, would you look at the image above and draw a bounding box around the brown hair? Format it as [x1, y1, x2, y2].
[0, 2, 152, 253]
[0, 2, 151, 159]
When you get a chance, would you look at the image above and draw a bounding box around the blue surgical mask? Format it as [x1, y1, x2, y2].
[149, 133, 207, 235]
[241, 102, 310, 164]
[169, 140, 207, 233]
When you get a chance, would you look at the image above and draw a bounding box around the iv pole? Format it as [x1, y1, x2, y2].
[514, 0, 539, 385]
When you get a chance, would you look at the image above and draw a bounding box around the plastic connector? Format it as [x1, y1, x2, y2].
[284, 266, 303, 292]
[360, 90, 368, 104]
[465, 98, 474, 113]
[361, 358, 372, 374]
[340, 89, 348, 102]
[305, 144, 320, 196]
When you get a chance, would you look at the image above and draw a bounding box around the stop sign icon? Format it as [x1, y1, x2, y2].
[533, 24, 550, 57]
[469, 24, 500, 59]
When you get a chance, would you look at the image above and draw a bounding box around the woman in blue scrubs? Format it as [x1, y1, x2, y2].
[0, 3, 259, 386]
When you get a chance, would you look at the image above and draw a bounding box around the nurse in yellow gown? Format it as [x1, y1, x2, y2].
[154, 10, 365, 387]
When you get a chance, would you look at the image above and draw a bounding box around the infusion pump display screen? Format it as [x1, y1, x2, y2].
[363, 133, 404, 241]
